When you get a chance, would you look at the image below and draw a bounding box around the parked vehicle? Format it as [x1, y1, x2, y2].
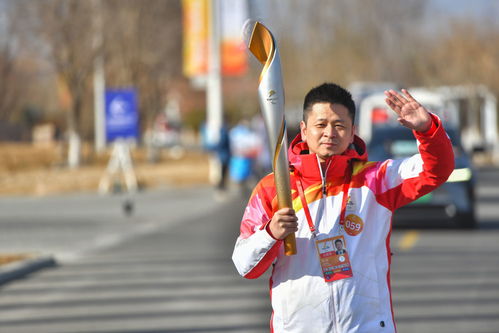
[348, 81, 400, 127]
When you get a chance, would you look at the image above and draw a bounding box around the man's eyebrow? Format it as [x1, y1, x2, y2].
[315, 118, 346, 123]
[313, 118, 346, 123]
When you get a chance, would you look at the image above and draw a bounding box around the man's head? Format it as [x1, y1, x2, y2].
[300, 83, 356, 162]
[335, 239, 344, 251]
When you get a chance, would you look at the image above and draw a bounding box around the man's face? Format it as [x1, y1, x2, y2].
[335, 241, 343, 251]
[300, 103, 355, 162]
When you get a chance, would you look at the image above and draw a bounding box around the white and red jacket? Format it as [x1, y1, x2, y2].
[232, 115, 454, 332]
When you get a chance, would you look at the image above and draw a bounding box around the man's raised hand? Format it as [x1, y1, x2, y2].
[384, 89, 432, 132]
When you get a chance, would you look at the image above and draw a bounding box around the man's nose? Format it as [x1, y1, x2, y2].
[324, 125, 336, 137]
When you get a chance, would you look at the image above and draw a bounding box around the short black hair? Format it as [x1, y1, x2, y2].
[335, 239, 343, 245]
[303, 83, 356, 123]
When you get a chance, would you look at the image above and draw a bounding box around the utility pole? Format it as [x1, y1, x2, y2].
[93, 0, 106, 153]
[206, 0, 223, 183]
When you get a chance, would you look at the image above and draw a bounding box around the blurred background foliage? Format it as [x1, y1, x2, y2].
[0, 0, 498, 142]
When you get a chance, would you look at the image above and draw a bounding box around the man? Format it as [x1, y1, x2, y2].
[334, 238, 346, 255]
[232, 83, 454, 332]
[201, 117, 231, 196]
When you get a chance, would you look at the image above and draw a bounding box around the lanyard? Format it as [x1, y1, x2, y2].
[295, 161, 352, 237]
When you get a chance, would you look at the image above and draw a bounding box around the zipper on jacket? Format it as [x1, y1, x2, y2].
[318, 157, 331, 197]
[330, 281, 339, 333]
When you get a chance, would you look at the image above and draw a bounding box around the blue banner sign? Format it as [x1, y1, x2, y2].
[105, 89, 139, 142]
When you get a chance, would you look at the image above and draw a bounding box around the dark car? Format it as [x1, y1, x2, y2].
[367, 126, 476, 228]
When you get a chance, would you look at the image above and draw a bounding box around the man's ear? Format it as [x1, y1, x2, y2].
[300, 121, 307, 141]
[350, 124, 356, 144]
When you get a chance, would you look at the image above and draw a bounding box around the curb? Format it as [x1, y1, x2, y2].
[0, 255, 57, 286]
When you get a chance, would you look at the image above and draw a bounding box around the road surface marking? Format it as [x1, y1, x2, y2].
[398, 230, 420, 250]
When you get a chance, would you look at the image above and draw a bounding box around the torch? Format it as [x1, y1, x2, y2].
[244, 21, 296, 256]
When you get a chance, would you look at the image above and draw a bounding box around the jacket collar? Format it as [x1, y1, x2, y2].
[288, 134, 368, 181]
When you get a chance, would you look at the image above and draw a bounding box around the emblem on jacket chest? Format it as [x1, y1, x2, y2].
[346, 196, 355, 211]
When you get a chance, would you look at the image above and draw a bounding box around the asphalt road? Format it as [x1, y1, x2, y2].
[0, 168, 498, 333]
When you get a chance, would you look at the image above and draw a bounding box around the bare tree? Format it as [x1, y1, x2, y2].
[103, 0, 183, 133]
[266, 0, 428, 103]
[420, 20, 499, 91]
[0, 7, 22, 124]
[3, 0, 497, 155]
[7, 0, 183, 158]
[12, 0, 98, 167]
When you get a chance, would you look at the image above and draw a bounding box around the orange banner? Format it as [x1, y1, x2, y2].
[182, 0, 247, 78]
[182, 0, 209, 78]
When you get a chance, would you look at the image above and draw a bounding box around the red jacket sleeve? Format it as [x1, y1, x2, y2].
[375, 114, 455, 211]
[232, 176, 282, 279]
